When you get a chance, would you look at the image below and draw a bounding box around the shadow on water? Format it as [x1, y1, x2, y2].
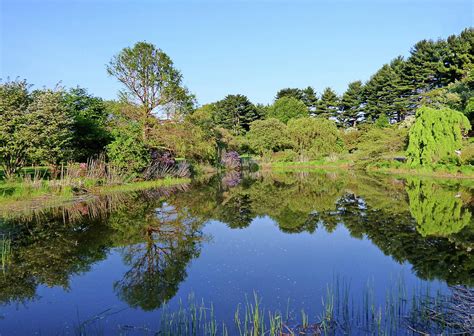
[0, 171, 472, 334]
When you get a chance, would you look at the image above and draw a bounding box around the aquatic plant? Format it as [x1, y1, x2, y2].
[0, 234, 11, 272]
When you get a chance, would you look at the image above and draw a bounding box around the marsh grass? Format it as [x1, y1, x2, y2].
[0, 157, 190, 212]
[0, 234, 12, 272]
[70, 278, 472, 336]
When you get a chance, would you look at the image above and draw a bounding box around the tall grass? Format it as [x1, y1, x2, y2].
[70, 278, 472, 335]
[0, 234, 12, 272]
[0, 156, 191, 210]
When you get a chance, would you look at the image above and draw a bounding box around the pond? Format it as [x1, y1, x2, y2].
[0, 171, 472, 335]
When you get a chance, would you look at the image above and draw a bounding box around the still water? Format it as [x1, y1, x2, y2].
[0, 171, 472, 335]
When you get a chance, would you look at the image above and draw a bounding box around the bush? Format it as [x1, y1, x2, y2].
[107, 122, 150, 177]
[460, 140, 474, 165]
[355, 124, 408, 165]
[271, 149, 298, 162]
[287, 117, 345, 159]
[247, 118, 292, 155]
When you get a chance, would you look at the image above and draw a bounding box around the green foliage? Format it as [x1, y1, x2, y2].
[107, 122, 150, 176]
[374, 113, 390, 128]
[213, 94, 260, 135]
[363, 57, 412, 123]
[460, 139, 474, 165]
[315, 87, 339, 119]
[340, 81, 363, 127]
[150, 120, 217, 163]
[287, 117, 345, 159]
[355, 125, 408, 164]
[275, 86, 318, 112]
[26, 89, 74, 165]
[406, 178, 472, 237]
[407, 106, 471, 166]
[266, 97, 308, 124]
[64, 87, 111, 162]
[0, 80, 73, 178]
[107, 41, 192, 138]
[247, 118, 292, 155]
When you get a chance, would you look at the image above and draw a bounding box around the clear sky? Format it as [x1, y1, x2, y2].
[1, 0, 472, 105]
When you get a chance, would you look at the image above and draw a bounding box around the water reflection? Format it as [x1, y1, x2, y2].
[0, 172, 472, 311]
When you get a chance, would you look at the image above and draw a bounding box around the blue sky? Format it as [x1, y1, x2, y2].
[1, 0, 472, 105]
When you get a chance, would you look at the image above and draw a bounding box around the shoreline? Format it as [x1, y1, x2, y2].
[0, 177, 190, 216]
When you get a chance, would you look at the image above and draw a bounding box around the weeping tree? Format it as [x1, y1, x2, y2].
[406, 178, 472, 237]
[406, 106, 471, 166]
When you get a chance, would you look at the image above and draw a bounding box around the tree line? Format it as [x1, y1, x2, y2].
[1, 29, 473, 178]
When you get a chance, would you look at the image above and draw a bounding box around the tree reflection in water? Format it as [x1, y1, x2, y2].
[0, 172, 472, 310]
[113, 202, 204, 311]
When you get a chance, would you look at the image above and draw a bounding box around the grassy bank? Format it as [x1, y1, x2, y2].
[366, 161, 474, 180]
[265, 159, 352, 171]
[0, 177, 190, 215]
[263, 158, 474, 179]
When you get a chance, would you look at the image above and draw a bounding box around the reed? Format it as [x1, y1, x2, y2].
[0, 234, 12, 272]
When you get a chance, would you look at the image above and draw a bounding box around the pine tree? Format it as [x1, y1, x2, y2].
[214, 94, 260, 135]
[301, 86, 318, 114]
[275, 88, 304, 101]
[340, 81, 363, 127]
[316, 87, 339, 119]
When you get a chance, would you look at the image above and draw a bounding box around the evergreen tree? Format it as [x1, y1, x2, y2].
[301, 86, 318, 113]
[214, 94, 260, 135]
[316, 87, 339, 119]
[340, 81, 363, 127]
[275, 86, 318, 113]
[404, 39, 448, 92]
[275, 88, 304, 101]
[363, 57, 412, 122]
[442, 28, 474, 84]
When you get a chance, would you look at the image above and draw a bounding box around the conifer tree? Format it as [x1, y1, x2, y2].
[340, 81, 363, 127]
[316, 87, 339, 119]
[214, 94, 260, 135]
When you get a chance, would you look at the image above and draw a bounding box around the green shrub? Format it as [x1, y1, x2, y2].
[460, 140, 474, 165]
[271, 149, 298, 162]
[247, 118, 293, 155]
[107, 122, 150, 177]
[287, 117, 345, 160]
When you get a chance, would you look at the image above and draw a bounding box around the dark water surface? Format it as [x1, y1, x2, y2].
[0, 171, 472, 335]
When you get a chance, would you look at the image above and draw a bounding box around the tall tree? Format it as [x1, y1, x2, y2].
[301, 86, 319, 114]
[316, 87, 339, 119]
[275, 88, 304, 101]
[340, 81, 363, 127]
[64, 87, 112, 162]
[0, 80, 73, 177]
[406, 106, 471, 166]
[214, 94, 260, 135]
[267, 96, 308, 124]
[107, 42, 191, 140]
[275, 87, 318, 113]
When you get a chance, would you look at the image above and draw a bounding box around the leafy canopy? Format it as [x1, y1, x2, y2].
[287, 117, 345, 158]
[267, 97, 308, 124]
[247, 118, 292, 155]
[407, 106, 471, 166]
